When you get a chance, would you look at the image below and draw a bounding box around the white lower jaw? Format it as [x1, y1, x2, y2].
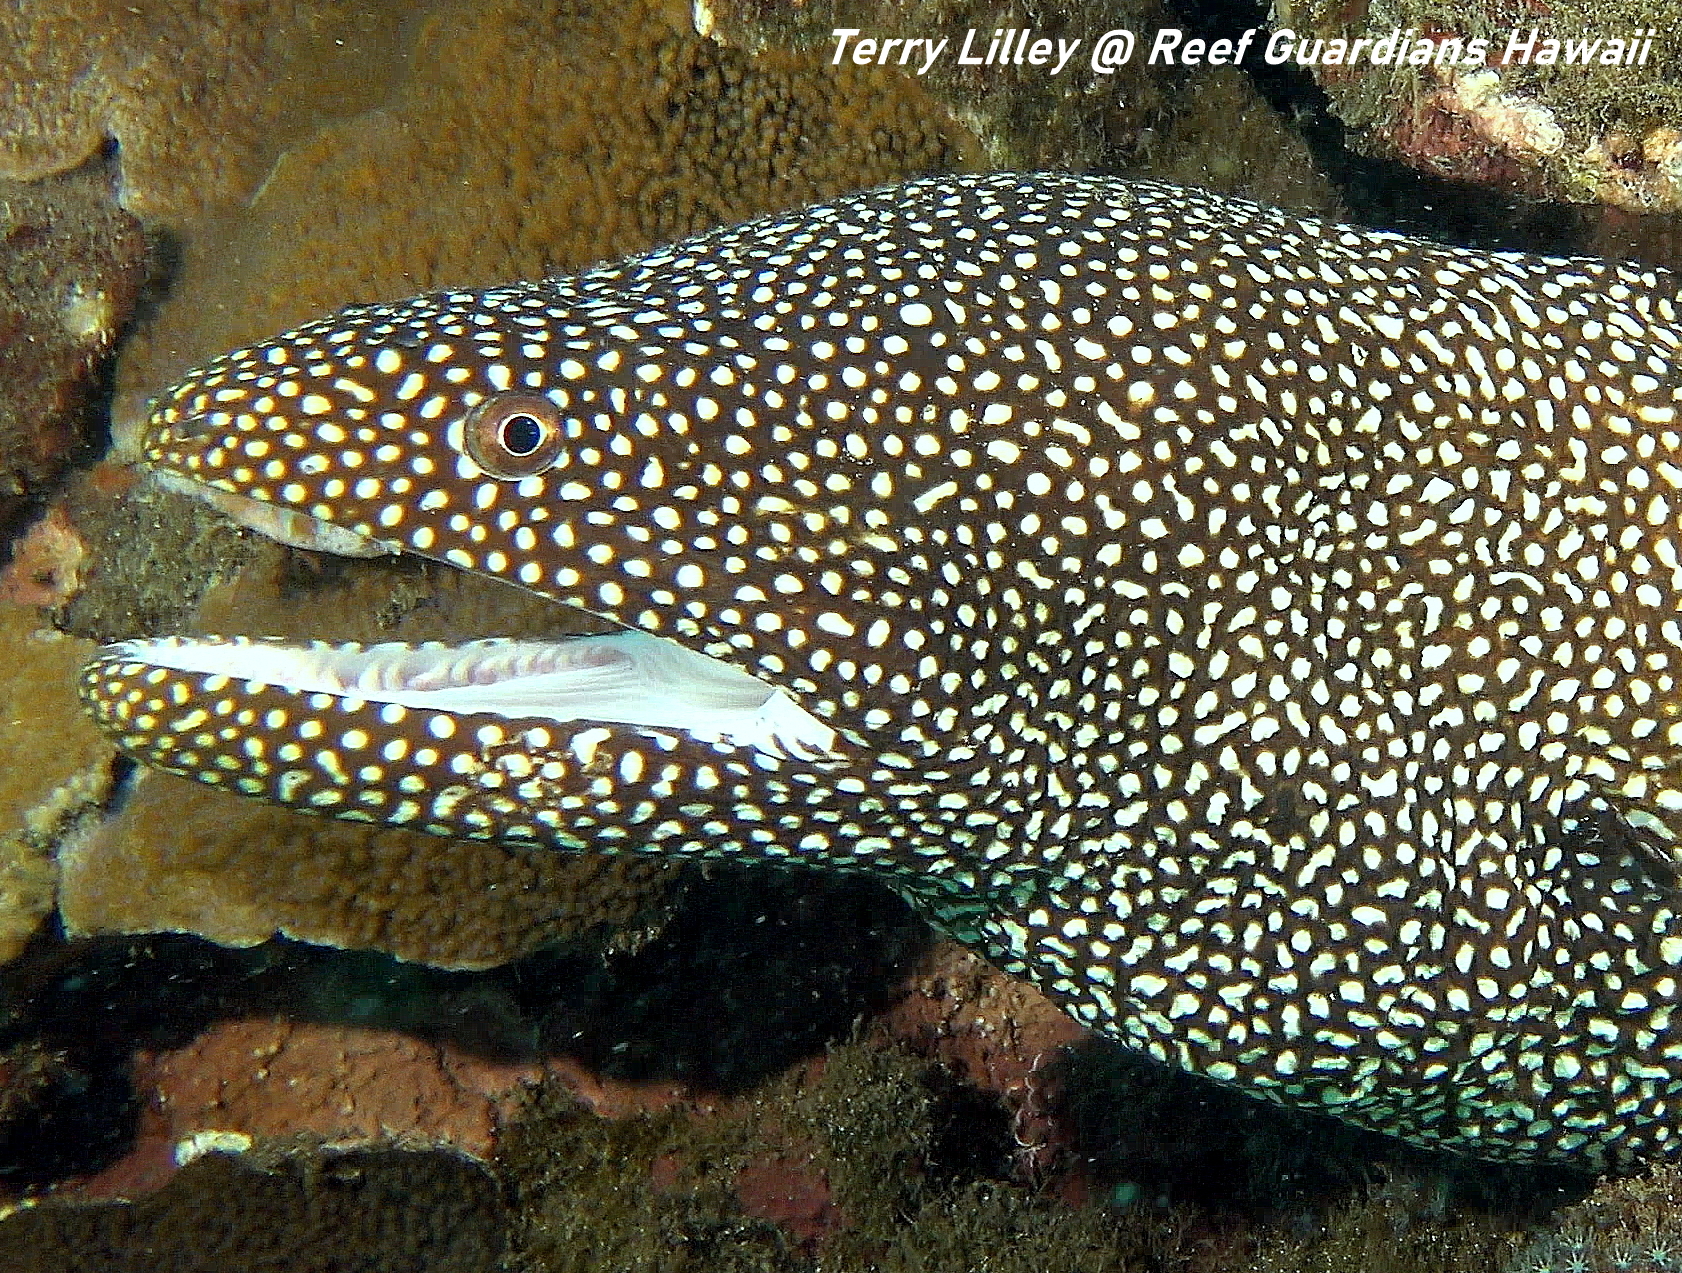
[118, 631, 840, 761]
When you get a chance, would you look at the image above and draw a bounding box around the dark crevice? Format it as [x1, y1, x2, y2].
[1160, 0, 1594, 253]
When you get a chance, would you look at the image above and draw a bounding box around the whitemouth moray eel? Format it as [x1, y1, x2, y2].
[80, 172, 1682, 1168]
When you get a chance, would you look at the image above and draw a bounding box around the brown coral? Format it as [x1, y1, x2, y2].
[0, 605, 114, 965]
[874, 940, 1091, 1195]
[113, 0, 981, 424]
[1126, 69, 1343, 215]
[698, 0, 1174, 172]
[59, 771, 674, 969]
[138, 1020, 531, 1163]
[0, 171, 146, 547]
[0, 1, 416, 226]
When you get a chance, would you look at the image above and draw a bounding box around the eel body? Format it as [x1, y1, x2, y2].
[80, 172, 1682, 1167]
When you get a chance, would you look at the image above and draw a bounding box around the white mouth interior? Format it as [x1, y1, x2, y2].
[121, 632, 839, 760]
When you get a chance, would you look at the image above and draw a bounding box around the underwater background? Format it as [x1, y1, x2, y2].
[1, 0, 1682, 1269]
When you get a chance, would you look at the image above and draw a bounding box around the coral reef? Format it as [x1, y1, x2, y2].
[0, 1, 415, 225]
[58, 538, 680, 969]
[0, 606, 114, 965]
[58, 471, 263, 647]
[0, 1145, 508, 1273]
[497, 1040, 1524, 1272]
[58, 767, 675, 969]
[12, 867, 924, 1202]
[1125, 69, 1341, 214]
[699, 1, 1344, 217]
[134, 1019, 535, 1164]
[0, 170, 146, 546]
[1279, 0, 1682, 210]
[112, 0, 982, 430]
[496, 1043, 1148, 1272]
[698, 0, 1172, 172]
[875, 940, 1091, 1195]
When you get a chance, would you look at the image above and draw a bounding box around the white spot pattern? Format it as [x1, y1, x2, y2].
[85, 173, 1682, 1169]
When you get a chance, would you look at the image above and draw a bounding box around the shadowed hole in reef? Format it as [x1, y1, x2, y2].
[921, 1074, 1019, 1187]
[0, 1041, 136, 1187]
[1158, 0, 1594, 252]
[525, 867, 931, 1091]
[0, 932, 245, 1186]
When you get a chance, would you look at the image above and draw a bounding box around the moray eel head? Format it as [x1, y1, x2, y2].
[82, 244, 1016, 901]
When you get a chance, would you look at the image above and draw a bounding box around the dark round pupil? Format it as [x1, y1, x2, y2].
[500, 413, 544, 456]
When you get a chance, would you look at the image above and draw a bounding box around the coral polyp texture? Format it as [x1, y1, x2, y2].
[0, 606, 114, 964]
[112, 0, 980, 427]
[0, 0, 414, 224]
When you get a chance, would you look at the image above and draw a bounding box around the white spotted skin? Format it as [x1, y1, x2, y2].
[88, 172, 1682, 1168]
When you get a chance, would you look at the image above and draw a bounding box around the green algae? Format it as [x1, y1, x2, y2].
[497, 1039, 1541, 1273]
[0, 1146, 508, 1273]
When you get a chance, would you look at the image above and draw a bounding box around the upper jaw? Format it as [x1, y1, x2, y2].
[151, 469, 401, 559]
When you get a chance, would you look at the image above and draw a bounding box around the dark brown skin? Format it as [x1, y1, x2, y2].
[82, 173, 1682, 1167]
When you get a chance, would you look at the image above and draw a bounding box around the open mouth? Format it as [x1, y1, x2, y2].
[137, 473, 840, 762]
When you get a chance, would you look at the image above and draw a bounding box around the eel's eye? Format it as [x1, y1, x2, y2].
[463, 392, 565, 478]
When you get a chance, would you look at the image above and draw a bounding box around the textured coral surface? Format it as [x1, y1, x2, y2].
[113, 0, 980, 429]
[0, 171, 146, 543]
[0, 0, 415, 224]
[0, 606, 113, 964]
[1284, 0, 1682, 211]
[60, 770, 677, 968]
[699, 0, 1175, 171]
